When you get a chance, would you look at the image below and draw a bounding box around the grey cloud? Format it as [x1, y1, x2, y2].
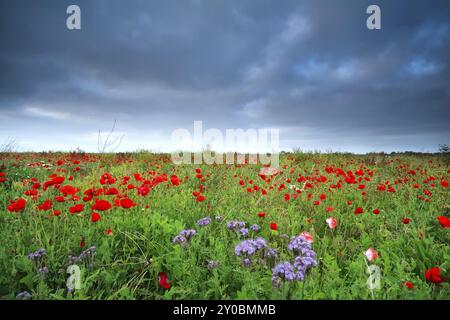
[0, 0, 449, 152]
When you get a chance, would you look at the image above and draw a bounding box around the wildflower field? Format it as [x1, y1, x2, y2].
[0, 152, 449, 300]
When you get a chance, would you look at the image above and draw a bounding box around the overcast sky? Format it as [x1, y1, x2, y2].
[0, 0, 449, 153]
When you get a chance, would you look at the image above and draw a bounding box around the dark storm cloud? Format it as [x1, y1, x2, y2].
[0, 0, 449, 152]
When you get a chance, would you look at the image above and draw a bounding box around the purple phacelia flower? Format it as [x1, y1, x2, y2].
[294, 255, 318, 269]
[254, 237, 268, 250]
[208, 260, 221, 270]
[38, 266, 49, 277]
[264, 248, 278, 260]
[27, 248, 46, 261]
[180, 229, 196, 238]
[239, 228, 249, 237]
[250, 224, 260, 232]
[235, 238, 268, 256]
[272, 262, 296, 285]
[288, 235, 314, 255]
[272, 237, 318, 287]
[234, 237, 279, 267]
[234, 237, 271, 266]
[68, 246, 96, 266]
[242, 258, 252, 267]
[197, 217, 211, 227]
[173, 229, 196, 246]
[227, 220, 246, 230]
[235, 240, 257, 256]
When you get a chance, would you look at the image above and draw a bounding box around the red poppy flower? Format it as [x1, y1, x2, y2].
[425, 267, 444, 284]
[69, 204, 84, 214]
[437, 216, 450, 228]
[257, 211, 266, 218]
[402, 218, 411, 224]
[55, 196, 66, 202]
[92, 200, 112, 211]
[120, 198, 136, 209]
[24, 189, 38, 197]
[91, 212, 101, 223]
[138, 186, 150, 196]
[37, 199, 53, 211]
[170, 175, 180, 186]
[373, 208, 380, 215]
[270, 222, 278, 231]
[404, 281, 414, 289]
[354, 207, 364, 215]
[59, 185, 79, 196]
[106, 228, 113, 235]
[8, 198, 27, 213]
[441, 180, 448, 188]
[196, 195, 206, 202]
[105, 187, 119, 195]
[43, 176, 65, 191]
[158, 272, 172, 289]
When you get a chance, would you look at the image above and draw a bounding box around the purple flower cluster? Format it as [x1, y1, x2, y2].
[235, 238, 268, 256]
[68, 246, 96, 265]
[227, 220, 246, 230]
[293, 256, 317, 280]
[38, 266, 49, 277]
[264, 248, 278, 260]
[228, 220, 253, 239]
[250, 224, 260, 232]
[287, 235, 316, 258]
[272, 262, 296, 283]
[239, 228, 249, 237]
[172, 229, 197, 246]
[27, 248, 46, 261]
[208, 260, 221, 270]
[271, 236, 317, 287]
[242, 258, 252, 267]
[197, 217, 212, 227]
[27, 248, 48, 277]
[234, 237, 278, 267]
